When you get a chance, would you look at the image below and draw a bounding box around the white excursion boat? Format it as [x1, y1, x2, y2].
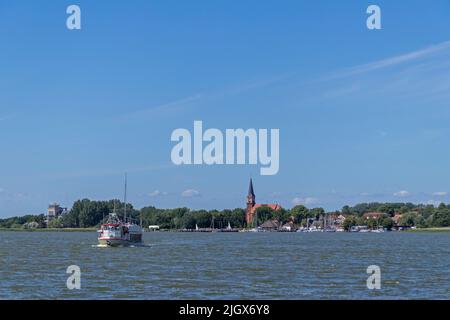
[97, 174, 143, 247]
[97, 213, 143, 247]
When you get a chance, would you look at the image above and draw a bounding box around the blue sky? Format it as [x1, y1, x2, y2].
[1, 0, 450, 216]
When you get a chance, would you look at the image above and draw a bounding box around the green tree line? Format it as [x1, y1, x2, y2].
[0, 200, 449, 230]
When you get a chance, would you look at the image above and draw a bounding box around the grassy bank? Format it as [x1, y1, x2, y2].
[407, 227, 450, 233]
[0, 227, 97, 232]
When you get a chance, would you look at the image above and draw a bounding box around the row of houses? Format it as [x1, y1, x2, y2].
[257, 216, 345, 232]
[254, 211, 408, 232]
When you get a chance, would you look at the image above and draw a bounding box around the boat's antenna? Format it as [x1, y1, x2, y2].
[124, 173, 127, 223]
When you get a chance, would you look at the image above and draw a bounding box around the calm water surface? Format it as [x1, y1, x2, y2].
[0, 231, 448, 299]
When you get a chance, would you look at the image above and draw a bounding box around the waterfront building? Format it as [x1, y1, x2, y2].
[47, 203, 67, 220]
[259, 219, 280, 231]
[245, 178, 281, 225]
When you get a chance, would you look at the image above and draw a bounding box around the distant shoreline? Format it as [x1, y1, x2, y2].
[0, 227, 97, 232]
[406, 227, 450, 233]
[1, 227, 449, 232]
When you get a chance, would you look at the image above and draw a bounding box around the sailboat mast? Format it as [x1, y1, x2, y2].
[124, 173, 127, 223]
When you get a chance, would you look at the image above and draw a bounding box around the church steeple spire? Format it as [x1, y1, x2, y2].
[246, 178, 256, 226]
[248, 178, 255, 198]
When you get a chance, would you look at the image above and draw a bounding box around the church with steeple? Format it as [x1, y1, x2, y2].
[245, 178, 281, 226]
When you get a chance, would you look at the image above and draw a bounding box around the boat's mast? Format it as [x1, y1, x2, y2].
[124, 173, 127, 223]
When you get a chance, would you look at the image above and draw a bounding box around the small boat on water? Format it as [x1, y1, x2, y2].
[97, 174, 143, 247]
[97, 213, 143, 247]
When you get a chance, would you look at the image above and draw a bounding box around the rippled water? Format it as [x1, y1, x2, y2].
[0, 231, 448, 299]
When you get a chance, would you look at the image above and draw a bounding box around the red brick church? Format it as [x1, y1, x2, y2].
[245, 178, 281, 225]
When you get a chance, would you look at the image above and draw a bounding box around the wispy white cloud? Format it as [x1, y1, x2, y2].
[393, 190, 410, 197]
[327, 40, 450, 80]
[218, 73, 293, 97]
[149, 190, 160, 197]
[433, 191, 447, 197]
[181, 189, 201, 198]
[115, 41, 450, 119]
[292, 197, 319, 206]
[149, 190, 168, 197]
[120, 74, 292, 121]
[125, 94, 203, 120]
[293, 40, 450, 107]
